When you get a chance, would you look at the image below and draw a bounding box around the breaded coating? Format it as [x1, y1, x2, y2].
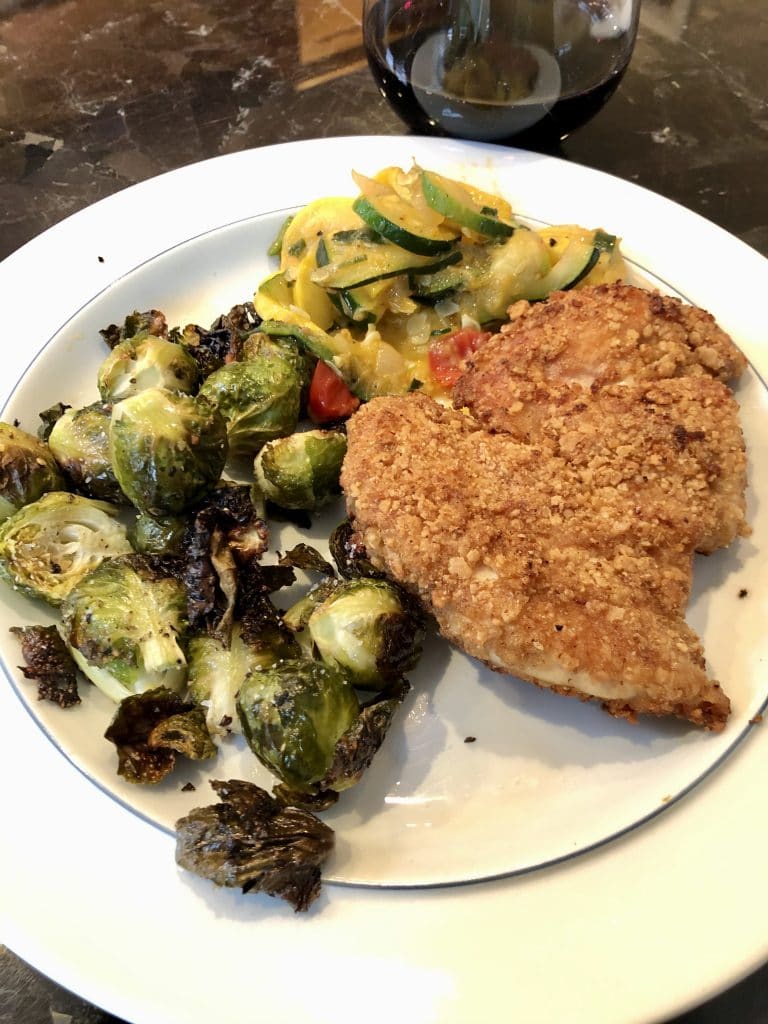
[342, 394, 732, 730]
[455, 283, 747, 422]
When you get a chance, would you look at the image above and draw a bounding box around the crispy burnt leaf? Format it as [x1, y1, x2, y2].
[37, 402, 71, 443]
[274, 680, 410, 810]
[175, 778, 334, 912]
[329, 519, 385, 580]
[278, 543, 337, 578]
[99, 310, 168, 349]
[183, 484, 268, 641]
[174, 302, 262, 378]
[238, 592, 300, 662]
[104, 686, 216, 784]
[10, 624, 80, 707]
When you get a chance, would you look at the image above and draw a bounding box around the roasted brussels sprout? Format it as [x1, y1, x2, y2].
[47, 402, 123, 503]
[110, 387, 227, 515]
[188, 604, 299, 738]
[97, 335, 199, 402]
[60, 554, 188, 703]
[241, 331, 314, 408]
[128, 511, 186, 556]
[254, 430, 346, 511]
[198, 353, 301, 456]
[0, 421, 66, 522]
[0, 492, 132, 604]
[306, 577, 423, 689]
[236, 657, 359, 794]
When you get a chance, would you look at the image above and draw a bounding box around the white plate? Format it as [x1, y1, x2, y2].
[1, 136, 767, 1024]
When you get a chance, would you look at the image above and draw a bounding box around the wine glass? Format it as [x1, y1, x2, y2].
[363, 0, 640, 148]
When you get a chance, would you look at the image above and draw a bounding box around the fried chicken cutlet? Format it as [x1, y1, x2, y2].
[342, 285, 749, 730]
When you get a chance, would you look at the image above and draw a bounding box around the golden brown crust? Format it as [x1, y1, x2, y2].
[454, 283, 747, 424]
[342, 394, 733, 730]
[342, 285, 749, 731]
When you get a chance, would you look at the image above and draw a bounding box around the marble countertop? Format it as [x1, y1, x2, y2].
[0, 0, 766, 1021]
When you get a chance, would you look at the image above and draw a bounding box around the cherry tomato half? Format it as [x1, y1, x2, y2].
[308, 359, 360, 423]
[427, 328, 492, 390]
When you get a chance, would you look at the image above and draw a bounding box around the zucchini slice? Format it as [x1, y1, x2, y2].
[421, 169, 516, 239]
[526, 238, 601, 300]
[352, 171, 460, 256]
[311, 234, 462, 290]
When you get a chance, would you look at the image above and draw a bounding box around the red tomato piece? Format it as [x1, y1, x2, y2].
[308, 359, 360, 423]
[427, 328, 492, 390]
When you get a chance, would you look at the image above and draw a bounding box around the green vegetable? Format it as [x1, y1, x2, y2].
[0, 492, 131, 605]
[97, 334, 199, 402]
[128, 511, 186, 556]
[254, 430, 346, 511]
[420, 169, 516, 238]
[306, 577, 423, 689]
[60, 554, 188, 703]
[236, 657, 360, 794]
[198, 355, 301, 456]
[104, 686, 216, 784]
[47, 402, 123, 503]
[0, 421, 66, 522]
[110, 387, 227, 515]
[175, 779, 334, 911]
[188, 598, 299, 738]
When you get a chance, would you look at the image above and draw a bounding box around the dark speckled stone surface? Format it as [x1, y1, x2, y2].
[1, 0, 766, 1021]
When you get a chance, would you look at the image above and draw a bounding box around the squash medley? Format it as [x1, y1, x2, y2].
[254, 165, 625, 400]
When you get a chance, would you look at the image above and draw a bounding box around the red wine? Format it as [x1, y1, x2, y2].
[364, 0, 637, 150]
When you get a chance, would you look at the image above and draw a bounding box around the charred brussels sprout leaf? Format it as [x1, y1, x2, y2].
[198, 354, 301, 457]
[99, 309, 168, 350]
[0, 422, 67, 522]
[110, 387, 227, 515]
[0, 492, 132, 605]
[47, 402, 123, 503]
[10, 623, 81, 707]
[128, 511, 186, 556]
[236, 657, 359, 795]
[37, 403, 71, 443]
[61, 554, 188, 703]
[175, 779, 334, 912]
[173, 302, 263, 381]
[278, 543, 337, 577]
[97, 335, 199, 403]
[104, 686, 216, 784]
[307, 578, 424, 689]
[329, 519, 385, 580]
[254, 430, 346, 511]
[183, 484, 268, 641]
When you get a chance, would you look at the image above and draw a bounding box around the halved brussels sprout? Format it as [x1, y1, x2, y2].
[0, 492, 131, 605]
[236, 657, 359, 793]
[47, 402, 123, 503]
[0, 421, 66, 522]
[110, 387, 227, 515]
[306, 577, 423, 689]
[60, 554, 188, 703]
[254, 430, 346, 511]
[98, 334, 199, 403]
[188, 606, 299, 739]
[198, 353, 302, 456]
